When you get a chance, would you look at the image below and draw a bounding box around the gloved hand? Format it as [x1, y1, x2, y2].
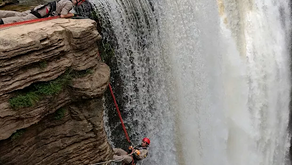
[128, 146, 134, 150]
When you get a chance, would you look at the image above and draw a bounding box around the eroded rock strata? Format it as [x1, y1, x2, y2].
[0, 19, 113, 164]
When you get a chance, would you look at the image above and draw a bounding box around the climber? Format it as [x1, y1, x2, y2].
[113, 137, 150, 165]
[0, 0, 85, 25]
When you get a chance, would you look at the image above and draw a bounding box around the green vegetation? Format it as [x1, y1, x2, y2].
[9, 92, 39, 109]
[9, 68, 94, 109]
[9, 70, 72, 109]
[34, 71, 71, 96]
[54, 108, 66, 120]
[11, 129, 25, 140]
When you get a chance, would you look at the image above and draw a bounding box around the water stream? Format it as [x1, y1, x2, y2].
[92, 0, 291, 164]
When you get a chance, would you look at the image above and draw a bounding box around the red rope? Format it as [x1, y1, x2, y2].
[0, 16, 59, 29]
[108, 84, 131, 143]
[97, 52, 131, 144]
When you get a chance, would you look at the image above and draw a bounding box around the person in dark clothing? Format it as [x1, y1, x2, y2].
[0, 0, 85, 24]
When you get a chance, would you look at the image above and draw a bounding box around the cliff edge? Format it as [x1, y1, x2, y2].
[0, 18, 113, 164]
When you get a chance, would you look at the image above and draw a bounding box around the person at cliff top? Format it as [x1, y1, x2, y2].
[113, 137, 150, 165]
[0, 0, 85, 25]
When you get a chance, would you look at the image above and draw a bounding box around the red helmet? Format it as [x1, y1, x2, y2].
[142, 137, 150, 145]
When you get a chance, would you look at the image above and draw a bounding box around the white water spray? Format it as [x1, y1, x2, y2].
[92, 0, 291, 164]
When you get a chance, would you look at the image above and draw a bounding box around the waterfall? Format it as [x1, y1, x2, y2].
[91, 0, 291, 164]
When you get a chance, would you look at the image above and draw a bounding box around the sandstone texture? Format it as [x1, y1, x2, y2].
[0, 19, 113, 164]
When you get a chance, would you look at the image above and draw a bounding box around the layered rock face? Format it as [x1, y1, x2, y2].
[0, 19, 113, 164]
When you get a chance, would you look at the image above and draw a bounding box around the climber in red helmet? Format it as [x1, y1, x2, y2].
[0, 0, 86, 25]
[113, 137, 150, 165]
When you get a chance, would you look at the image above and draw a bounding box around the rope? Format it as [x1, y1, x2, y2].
[108, 84, 131, 143]
[97, 51, 131, 144]
[0, 16, 59, 29]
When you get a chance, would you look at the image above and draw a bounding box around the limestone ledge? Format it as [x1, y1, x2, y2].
[0, 18, 113, 164]
[0, 18, 101, 95]
[0, 63, 110, 140]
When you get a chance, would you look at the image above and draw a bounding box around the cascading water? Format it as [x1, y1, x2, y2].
[91, 0, 291, 164]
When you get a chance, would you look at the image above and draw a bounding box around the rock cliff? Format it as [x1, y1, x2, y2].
[0, 18, 113, 164]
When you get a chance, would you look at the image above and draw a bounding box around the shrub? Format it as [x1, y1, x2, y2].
[9, 92, 39, 109]
[9, 69, 93, 109]
[9, 70, 72, 109]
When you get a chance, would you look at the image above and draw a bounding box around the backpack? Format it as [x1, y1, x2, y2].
[30, 0, 60, 18]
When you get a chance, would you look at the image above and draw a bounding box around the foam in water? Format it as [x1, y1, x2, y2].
[91, 0, 291, 164]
